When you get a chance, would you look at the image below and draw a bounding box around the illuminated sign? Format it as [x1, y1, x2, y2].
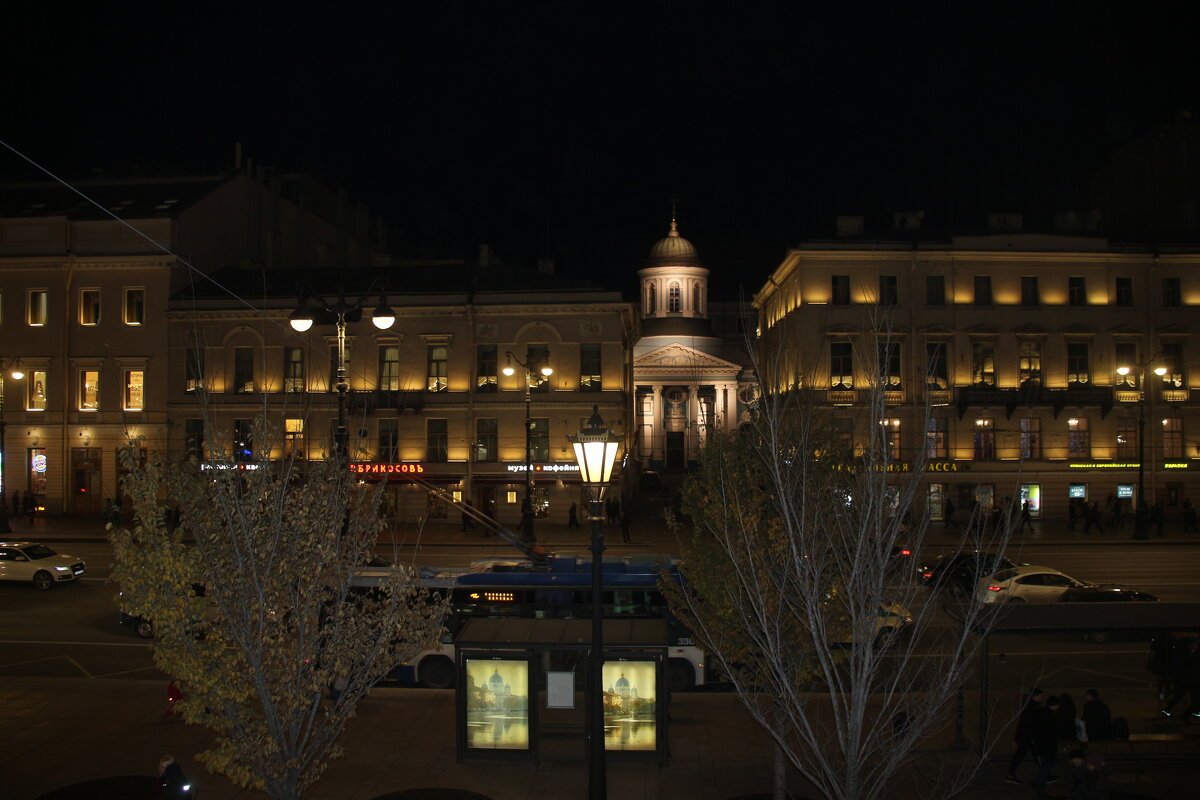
[32, 454, 48, 473]
[1069, 462, 1138, 469]
[504, 463, 580, 473]
[464, 658, 530, 751]
[1117, 485, 1134, 499]
[1163, 462, 1190, 470]
[603, 660, 658, 751]
[200, 463, 261, 470]
[835, 461, 966, 473]
[349, 462, 425, 475]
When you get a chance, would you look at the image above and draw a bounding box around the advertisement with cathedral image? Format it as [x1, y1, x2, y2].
[464, 659, 530, 750]
[602, 661, 657, 751]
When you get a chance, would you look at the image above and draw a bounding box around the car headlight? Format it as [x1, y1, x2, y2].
[54, 566, 71, 572]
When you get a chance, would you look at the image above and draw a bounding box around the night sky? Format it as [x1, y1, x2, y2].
[5, 3, 1198, 297]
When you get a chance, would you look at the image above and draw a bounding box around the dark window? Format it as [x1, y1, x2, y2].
[284, 347, 304, 392]
[1068, 277, 1087, 306]
[878, 275, 898, 307]
[878, 341, 901, 387]
[974, 275, 992, 306]
[830, 341, 853, 388]
[1161, 341, 1185, 388]
[427, 345, 448, 392]
[1018, 340, 1041, 385]
[1115, 277, 1134, 307]
[1020, 418, 1041, 460]
[1116, 418, 1137, 459]
[1021, 276, 1039, 307]
[233, 419, 253, 463]
[378, 419, 399, 462]
[925, 417, 947, 458]
[476, 345, 497, 392]
[974, 418, 995, 460]
[831, 275, 850, 305]
[426, 419, 448, 463]
[1067, 343, 1090, 384]
[925, 342, 948, 388]
[878, 419, 901, 459]
[184, 419, 205, 460]
[1163, 277, 1182, 308]
[529, 418, 550, 462]
[476, 418, 498, 462]
[527, 344, 551, 393]
[1068, 418, 1090, 458]
[1162, 418, 1183, 459]
[579, 343, 602, 391]
[233, 348, 255, 393]
[926, 275, 945, 306]
[971, 341, 995, 385]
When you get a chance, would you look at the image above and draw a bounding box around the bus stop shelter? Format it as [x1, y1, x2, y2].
[453, 617, 670, 765]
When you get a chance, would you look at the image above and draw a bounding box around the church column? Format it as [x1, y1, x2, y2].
[652, 384, 664, 466]
[688, 385, 700, 462]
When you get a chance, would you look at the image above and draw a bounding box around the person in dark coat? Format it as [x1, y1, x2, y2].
[1161, 637, 1200, 719]
[10, 490, 20, 520]
[1081, 689, 1112, 741]
[23, 492, 34, 519]
[619, 511, 631, 543]
[567, 502, 580, 529]
[1067, 750, 1111, 800]
[155, 754, 189, 798]
[1183, 498, 1198, 532]
[1083, 502, 1104, 534]
[1007, 688, 1046, 784]
[1067, 498, 1078, 530]
[1151, 503, 1166, 536]
[1031, 696, 1061, 797]
[1055, 691, 1078, 742]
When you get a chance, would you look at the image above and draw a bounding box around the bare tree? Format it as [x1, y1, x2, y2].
[110, 417, 448, 800]
[664, 335, 1017, 800]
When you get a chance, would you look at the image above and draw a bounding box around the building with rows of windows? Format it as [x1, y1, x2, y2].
[754, 216, 1200, 524]
[168, 262, 635, 529]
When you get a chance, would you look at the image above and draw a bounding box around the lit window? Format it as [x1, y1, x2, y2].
[379, 346, 401, 391]
[79, 370, 100, 411]
[27, 370, 47, 410]
[124, 370, 144, 411]
[427, 345, 448, 392]
[283, 347, 304, 392]
[28, 290, 48, 326]
[123, 288, 144, 325]
[80, 289, 100, 326]
[1067, 418, 1090, 458]
[668, 282, 681, 312]
[284, 418, 305, 459]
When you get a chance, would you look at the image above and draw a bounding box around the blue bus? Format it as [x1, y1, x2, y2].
[374, 554, 707, 691]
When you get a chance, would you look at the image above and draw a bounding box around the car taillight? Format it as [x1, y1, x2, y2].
[922, 572, 933, 579]
[987, 585, 1004, 592]
[900, 549, 912, 556]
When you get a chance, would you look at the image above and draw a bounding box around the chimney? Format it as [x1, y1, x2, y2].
[537, 257, 555, 274]
[836, 215, 864, 237]
[988, 212, 1023, 232]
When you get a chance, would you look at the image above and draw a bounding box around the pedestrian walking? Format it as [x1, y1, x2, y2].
[1183, 498, 1198, 532]
[1007, 688, 1046, 784]
[567, 502, 580, 529]
[1081, 689, 1112, 741]
[1031, 695, 1061, 797]
[1055, 691, 1079, 744]
[1067, 498, 1078, 530]
[1151, 502, 1165, 536]
[461, 500, 475, 531]
[1082, 502, 1104, 535]
[619, 510, 631, 543]
[943, 499, 956, 529]
[1020, 499, 1034, 533]
[154, 754, 190, 798]
[23, 492, 34, 519]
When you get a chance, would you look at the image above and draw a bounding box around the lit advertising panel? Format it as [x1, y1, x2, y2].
[464, 659, 530, 750]
[602, 660, 657, 751]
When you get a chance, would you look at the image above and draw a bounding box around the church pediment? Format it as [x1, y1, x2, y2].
[635, 343, 743, 373]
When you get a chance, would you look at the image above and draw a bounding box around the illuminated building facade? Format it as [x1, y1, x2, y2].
[755, 217, 1200, 523]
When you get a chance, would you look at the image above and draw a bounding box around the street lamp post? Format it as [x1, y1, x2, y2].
[289, 282, 395, 459]
[0, 358, 25, 534]
[503, 351, 553, 542]
[1117, 361, 1167, 539]
[570, 405, 622, 800]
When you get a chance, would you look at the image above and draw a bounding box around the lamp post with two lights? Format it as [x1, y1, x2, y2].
[1116, 360, 1167, 539]
[502, 351, 553, 541]
[569, 405, 622, 800]
[0, 357, 25, 534]
[289, 281, 395, 459]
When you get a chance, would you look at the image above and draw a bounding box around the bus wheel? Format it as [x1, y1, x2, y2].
[419, 656, 455, 689]
[667, 659, 693, 693]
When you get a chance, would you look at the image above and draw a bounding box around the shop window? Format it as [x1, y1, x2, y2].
[123, 288, 144, 325]
[79, 289, 100, 326]
[124, 370, 144, 411]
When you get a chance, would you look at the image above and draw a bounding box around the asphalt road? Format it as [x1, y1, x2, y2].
[0, 540, 1194, 687]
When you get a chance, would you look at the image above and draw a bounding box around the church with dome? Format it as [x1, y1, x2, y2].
[633, 218, 757, 474]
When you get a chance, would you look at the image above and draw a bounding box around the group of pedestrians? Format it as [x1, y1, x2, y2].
[1008, 687, 1115, 798]
[5, 490, 37, 521]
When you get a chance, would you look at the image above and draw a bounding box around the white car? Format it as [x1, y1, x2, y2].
[977, 565, 1088, 604]
[0, 541, 87, 589]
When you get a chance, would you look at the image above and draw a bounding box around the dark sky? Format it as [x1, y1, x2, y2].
[5, 2, 1198, 296]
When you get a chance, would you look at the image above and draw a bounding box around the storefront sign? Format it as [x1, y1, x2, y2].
[1163, 462, 1191, 470]
[32, 454, 47, 473]
[1069, 462, 1139, 469]
[349, 462, 426, 474]
[503, 463, 580, 473]
[834, 461, 966, 473]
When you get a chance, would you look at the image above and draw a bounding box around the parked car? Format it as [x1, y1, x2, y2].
[0, 541, 86, 589]
[118, 583, 208, 639]
[977, 565, 1089, 604]
[919, 551, 1020, 598]
[1059, 584, 1160, 642]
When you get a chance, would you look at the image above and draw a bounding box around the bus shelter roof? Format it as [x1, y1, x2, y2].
[455, 618, 669, 648]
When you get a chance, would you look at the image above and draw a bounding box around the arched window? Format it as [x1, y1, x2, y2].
[647, 283, 656, 314]
[693, 283, 702, 314]
[668, 282, 681, 312]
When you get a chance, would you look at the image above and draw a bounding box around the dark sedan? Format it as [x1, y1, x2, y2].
[1059, 584, 1160, 643]
[919, 551, 1020, 598]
